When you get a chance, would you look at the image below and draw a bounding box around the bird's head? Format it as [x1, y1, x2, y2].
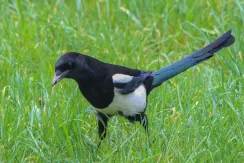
[52, 52, 95, 87]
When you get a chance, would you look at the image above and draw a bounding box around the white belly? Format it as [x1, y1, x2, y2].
[95, 85, 147, 116]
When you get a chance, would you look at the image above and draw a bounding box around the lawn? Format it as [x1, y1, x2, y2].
[0, 0, 243, 162]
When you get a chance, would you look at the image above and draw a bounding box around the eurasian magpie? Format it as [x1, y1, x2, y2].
[52, 30, 235, 147]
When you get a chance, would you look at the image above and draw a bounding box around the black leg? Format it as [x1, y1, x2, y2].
[138, 113, 149, 138]
[96, 112, 109, 148]
[127, 113, 149, 134]
[133, 113, 151, 151]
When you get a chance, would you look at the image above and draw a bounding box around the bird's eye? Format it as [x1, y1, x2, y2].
[55, 61, 73, 72]
[67, 61, 73, 68]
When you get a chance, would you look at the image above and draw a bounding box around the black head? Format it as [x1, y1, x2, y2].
[52, 52, 78, 86]
[52, 52, 97, 87]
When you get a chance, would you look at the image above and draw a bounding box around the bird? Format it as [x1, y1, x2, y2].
[52, 30, 235, 147]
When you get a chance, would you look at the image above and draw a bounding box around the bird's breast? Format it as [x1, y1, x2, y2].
[95, 84, 147, 116]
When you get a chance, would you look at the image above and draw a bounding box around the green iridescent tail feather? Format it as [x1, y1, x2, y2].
[151, 30, 235, 88]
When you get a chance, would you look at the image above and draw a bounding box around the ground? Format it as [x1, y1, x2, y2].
[0, 0, 243, 162]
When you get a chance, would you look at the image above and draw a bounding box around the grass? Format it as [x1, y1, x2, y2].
[0, 0, 243, 162]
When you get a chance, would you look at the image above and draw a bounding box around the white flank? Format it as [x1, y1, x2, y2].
[112, 74, 133, 83]
[95, 84, 147, 116]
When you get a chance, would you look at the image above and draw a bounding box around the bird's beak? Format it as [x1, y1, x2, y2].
[52, 70, 70, 87]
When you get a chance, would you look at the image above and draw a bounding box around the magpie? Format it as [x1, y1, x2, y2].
[52, 30, 235, 147]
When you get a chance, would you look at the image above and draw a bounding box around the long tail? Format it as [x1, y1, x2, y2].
[151, 30, 235, 88]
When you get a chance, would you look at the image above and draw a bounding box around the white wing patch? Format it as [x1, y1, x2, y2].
[112, 74, 133, 83]
[95, 84, 147, 116]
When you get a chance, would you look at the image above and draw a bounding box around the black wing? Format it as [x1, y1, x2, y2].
[113, 71, 151, 94]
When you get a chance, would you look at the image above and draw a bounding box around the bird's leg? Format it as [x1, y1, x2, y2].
[135, 113, 149, 137]
[96, 112, 109, 148]
[134, 113, 152, 153]
[127, 113, 149, 137]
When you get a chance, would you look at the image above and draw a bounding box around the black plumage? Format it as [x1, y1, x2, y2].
[52, 30, 235, 147]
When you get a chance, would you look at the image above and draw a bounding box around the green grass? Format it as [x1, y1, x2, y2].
[0, 0, 243, 162]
